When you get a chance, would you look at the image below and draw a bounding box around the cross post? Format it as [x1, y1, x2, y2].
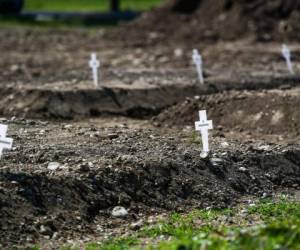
[89, 53, 100, 87]
[195, 110, 213, 158]
[282, 44, 294, 75]
[0, 124, 13, 158]
[192, 49, 204, 84]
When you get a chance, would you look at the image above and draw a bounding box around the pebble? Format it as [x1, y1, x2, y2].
[47, 162, 60, 171]
[174, 48, 183, 57]
[239, 167, 247, 172]
[257, 145, 270, 151]
[130, 220, 143, 230]
[221, 141, 229, 148]
[96, 225, 104, 232]
[210, 158, 223, 166]
[63, 124, 73, 129]
[112, 206, 128, 218]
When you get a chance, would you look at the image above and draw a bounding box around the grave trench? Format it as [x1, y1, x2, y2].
[0, 7, 300, 248]
[0, 70, 300, 119]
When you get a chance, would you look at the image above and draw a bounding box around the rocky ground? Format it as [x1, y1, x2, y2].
[0, 22, 299, 249]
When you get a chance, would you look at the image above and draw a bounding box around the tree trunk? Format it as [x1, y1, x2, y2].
[171, 0, 202, 13]
[110, 0, 120, 12]
[0, 0, 23, 14]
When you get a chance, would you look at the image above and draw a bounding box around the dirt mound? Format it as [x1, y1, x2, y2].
[0, 120, 300, 247]
[154, 88, 300, 142]
[114, 0, 300, 45]
[1, 69, 300, 120]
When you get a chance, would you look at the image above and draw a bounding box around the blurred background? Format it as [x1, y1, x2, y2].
[0, 0, 165, 24]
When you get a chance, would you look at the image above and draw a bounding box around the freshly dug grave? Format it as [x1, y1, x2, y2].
[3, 26, 300, 87]
[154, 87, 300, 142]
[113, 0, 300, 45]
[0, 118, 300, 247]
[2, 26, 300, 92]
[1, 68, 300, 119]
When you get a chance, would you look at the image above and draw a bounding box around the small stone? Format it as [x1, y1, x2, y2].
[239, 167, 247, 172]
[210, 158, 223, 166]
[130, 220, 143, 230]
[257, 145, 270, 151]
[63, 124, 73, 129]
[149, 135, 155, 139]
[40, 225, 46, 233]
[10, 64, 20, 72]
[47, 162, 60, 171]
[174, 48, 183, 57]
[52, 232, 58, 239]
[96, 225, 104, 232]
[221, 142, 229, 148]
[112, 206, 128, 218]
[39, 129, 46, 134]
[40, 225, 52, 236]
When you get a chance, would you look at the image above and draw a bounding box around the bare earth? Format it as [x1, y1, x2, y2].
[0, 25, 299, 248]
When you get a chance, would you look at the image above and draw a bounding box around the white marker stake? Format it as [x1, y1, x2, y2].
[192, 49, 204, 84]
[0, 124, 13, 158]
[282, 44, 294, 75]
[195, 110, 213, 158]
[89, 53, 100, 87]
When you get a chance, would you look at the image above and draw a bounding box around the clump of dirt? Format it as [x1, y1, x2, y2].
[111, 0, 300, 45]
[154, 87, 300, 142]
[0, 119, 300, 247]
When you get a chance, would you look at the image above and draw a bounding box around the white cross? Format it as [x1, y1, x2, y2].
[192, 49, 204, 84]
[195, 110, 213, 158]
[89, 53, 100, 87]
[0, 124, 13, 158]
[281, 44, 294, 75]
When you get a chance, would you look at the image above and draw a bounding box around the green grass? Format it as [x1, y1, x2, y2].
[84, 197, 300, 250]
[86, 238, 140, 250]
[190, 131, 202, 145]
[0, 0, 164, 27]
[24, 0, 164, 12]
[18, 197, 300, 250]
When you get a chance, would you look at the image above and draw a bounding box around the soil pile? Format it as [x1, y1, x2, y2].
[0, 120, 300, 247]
[116, 0, 300, 45]
[154, 88, 300, 142]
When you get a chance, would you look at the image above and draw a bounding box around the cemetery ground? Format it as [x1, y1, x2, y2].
[0, 26, 300, 249]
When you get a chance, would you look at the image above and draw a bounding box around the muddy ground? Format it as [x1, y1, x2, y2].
[0, 23, 300, 248]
